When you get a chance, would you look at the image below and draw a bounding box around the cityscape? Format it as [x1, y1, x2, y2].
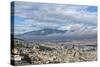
[11, 1, 97, 66]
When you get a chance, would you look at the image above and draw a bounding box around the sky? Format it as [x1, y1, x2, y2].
[11, 1, 97, 37]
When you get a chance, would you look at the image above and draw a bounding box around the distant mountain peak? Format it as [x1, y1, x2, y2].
[21, 28, 67, 36]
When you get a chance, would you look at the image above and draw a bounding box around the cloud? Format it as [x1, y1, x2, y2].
[12, 1, 97, 38]
[58, 24, 83, 31]
[45, 26, 97, 39]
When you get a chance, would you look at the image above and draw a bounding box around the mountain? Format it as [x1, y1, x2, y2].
[15, 28, 97, 41]
[15, 28, 67, 41]
[18, 28, 67, 36]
